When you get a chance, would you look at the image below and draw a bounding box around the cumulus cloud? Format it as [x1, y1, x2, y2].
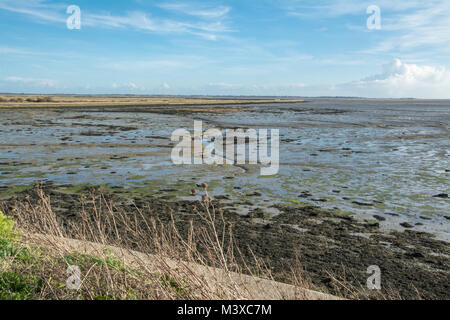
[197, 61, 450, 98]
[339, 59, 450, 98]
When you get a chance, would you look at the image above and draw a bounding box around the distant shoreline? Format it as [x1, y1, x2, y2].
[0, 95, 305, 110]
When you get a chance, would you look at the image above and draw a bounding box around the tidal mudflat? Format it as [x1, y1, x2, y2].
[0, 98, 449, 298]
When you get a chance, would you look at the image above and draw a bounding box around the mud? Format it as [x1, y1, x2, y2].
[2, 99, 448, 241]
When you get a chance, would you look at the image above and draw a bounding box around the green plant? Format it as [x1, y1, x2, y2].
[0, 210, 33, 262]
[161, 274, 186, 297]
[64, 252, 138, 276]
[0, 272, 43, 300]
[94, 295, 115, 300]
[0, 210, 18, 241]
[0, 238, 30, 262]
[287, 199, 311, 206]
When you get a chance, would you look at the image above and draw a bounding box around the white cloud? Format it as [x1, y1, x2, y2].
[110, 81, 144, 91]
[376, 1, 450, 52]
[285, 0, 450, 53]
[157, 3, 231, 19]
[199, 60, 450, 98]
[100, 55, 210, 71]
[0, 0, 232, 40]
[126, 82, 138, 89]
[285, 0, 427, 18]
[4, 76, 58, 87]
[0, 0, 66, 23]
[0, 46, 35, 55]
[83, 11, 231, 39]
[338, 59, 450, 98]
[364, 59, 447, 83]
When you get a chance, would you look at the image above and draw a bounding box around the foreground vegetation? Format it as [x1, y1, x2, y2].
[0, 184, 413, 300]
[0, 185, 323, 300]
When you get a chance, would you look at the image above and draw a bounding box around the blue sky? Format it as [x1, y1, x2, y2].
[1, 0, 449, 98]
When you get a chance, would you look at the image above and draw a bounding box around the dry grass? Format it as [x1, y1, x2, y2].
[0, 95, 304, 109]
[322, 267, 415, 300]
[0, 185, 331, 300]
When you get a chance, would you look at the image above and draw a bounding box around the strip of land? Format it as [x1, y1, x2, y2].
[0, 95, 304, 109]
